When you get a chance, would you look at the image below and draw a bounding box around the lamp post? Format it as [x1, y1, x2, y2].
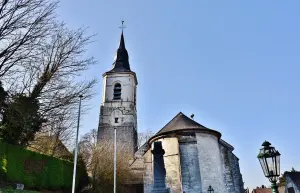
[114, 127, 117, 193]
[257, 141, 281, 193]
[207, 185, 214, 193]
[72, 95, 83, 193]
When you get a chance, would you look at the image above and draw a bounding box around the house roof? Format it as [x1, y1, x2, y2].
[286, 172, 300, 190]
[252, 187, 285, 193]
[149, 112, 221, 142]
[28, 135, 71, 158]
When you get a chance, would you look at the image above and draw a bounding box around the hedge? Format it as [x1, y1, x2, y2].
[0, 140, 88, 191]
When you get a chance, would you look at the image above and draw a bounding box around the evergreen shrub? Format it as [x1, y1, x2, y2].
[0, 141, 88, 191]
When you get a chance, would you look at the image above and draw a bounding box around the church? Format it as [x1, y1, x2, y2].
[97, 30, 245, 193]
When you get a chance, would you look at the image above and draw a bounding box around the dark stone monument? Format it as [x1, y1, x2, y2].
[151, 141, 169, 193]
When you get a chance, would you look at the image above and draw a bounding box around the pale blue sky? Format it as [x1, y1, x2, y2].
[57, 0, 300, 189]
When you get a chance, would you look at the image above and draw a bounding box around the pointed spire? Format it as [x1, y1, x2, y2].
[108, 26, 131, 73]
[119, 31, 126, 49]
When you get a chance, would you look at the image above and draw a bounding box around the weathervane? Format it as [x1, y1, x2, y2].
[119, 20, 126, 31]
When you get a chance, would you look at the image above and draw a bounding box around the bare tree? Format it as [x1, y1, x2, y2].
[28, 111, 77, 155]
[78, 129, 98, 171]
[78, 129, 136, 192]
[90, 140, 134, 193]
[19, 23, 96, 112]
[0, 0, 57, 78]
[0, 0, 96, 148]
[7, 23, 96, 146]
[137, 129, 155, 148]
[29, 25, 96, 143]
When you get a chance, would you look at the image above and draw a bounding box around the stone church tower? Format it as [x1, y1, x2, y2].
[97, 28, 245, 193]
[97, 31, 138, 155]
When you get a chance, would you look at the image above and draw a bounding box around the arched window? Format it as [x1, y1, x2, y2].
[113, 83, 121, 100]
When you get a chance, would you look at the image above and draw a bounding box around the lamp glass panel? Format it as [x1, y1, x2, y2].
[259, 157, 269, 176]
[275, 154, 280, 176]
[266, 157, 275, 177]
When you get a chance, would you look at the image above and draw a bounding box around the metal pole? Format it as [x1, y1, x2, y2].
[271, 181, 279, 193]
[72, 95, 83, 193]
[114, 127, 117, 193]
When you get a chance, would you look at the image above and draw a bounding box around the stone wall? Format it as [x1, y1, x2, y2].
[143, 149, 153, 193]
[98, 100, 137, 131]
[98, 124, 137, 155]
[220, 145, 235, 193]
[220, 143, 244, 193]
[158, 138, 182, 193]
[178, 135, 202, 193]
[129, 143, 149, 186]
[142, 133, 244, 193]
[98, 70, 137, 156]
[196, 133, 227, 193]
[102, 73, 137, 103]
[98, 97, 138, 155]
[143, 137, 183, 193]
[285, 176, 300, 193]
[232, 155, 244, 193]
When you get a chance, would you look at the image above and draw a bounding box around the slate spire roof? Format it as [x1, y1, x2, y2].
[152, 112, 221, 139]
[108, 31, 131, 73]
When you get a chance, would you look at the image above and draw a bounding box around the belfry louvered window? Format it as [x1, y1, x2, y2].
[113, 83, 121, 100]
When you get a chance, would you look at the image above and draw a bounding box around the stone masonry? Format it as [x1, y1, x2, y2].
[97, 30, 244, 193]
[136, 112, 245, 193]
[178, 135, 202, 193]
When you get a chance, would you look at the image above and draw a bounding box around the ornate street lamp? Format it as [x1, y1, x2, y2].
[257, 141, 281, 193]
[207, 185, 214, 193]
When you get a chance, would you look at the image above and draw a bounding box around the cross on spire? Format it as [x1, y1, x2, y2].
[119, 20, 126, 31]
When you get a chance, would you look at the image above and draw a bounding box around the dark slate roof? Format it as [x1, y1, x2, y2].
[220, 139, 235, 151]
[286, 172, 300, 190]
[107, 31, 132, 73]
[150, 112, 221, 140]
